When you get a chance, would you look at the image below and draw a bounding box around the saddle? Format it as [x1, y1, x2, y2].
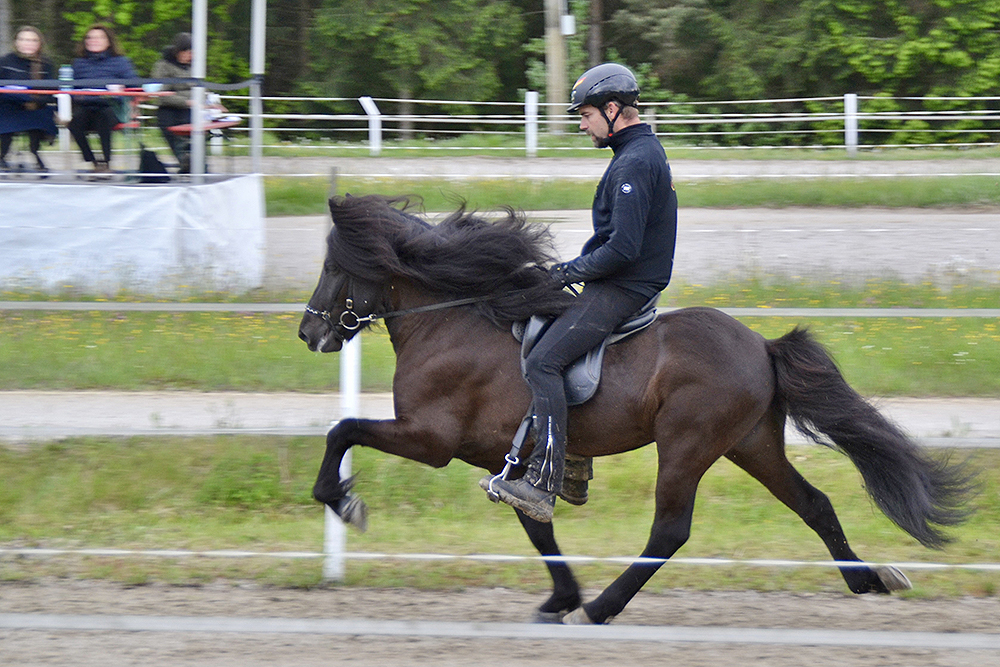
[511, 295, 659, 406]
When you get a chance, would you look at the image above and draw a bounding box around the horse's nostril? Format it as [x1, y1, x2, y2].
[298, 330, 309, 344]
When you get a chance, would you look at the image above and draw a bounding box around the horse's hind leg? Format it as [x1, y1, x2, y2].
[567, 472, 700, 625]
[515, 511, 582, 622]
[726, 413, 909, 594]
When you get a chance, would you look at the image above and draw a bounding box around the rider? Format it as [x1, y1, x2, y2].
[481, 63, 678, 522]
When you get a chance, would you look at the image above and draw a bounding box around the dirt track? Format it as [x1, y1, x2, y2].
[2, 580, 999, 666]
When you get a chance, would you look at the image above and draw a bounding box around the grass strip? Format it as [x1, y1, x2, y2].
[1, 436, 996, 597]
[1, 309, 998, 395]
[264, 174, 1000, 216]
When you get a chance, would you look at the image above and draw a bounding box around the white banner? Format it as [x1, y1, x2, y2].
[0, 175, 264, 294]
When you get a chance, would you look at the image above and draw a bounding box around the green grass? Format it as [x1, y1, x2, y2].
[1, 436, 996, 596]
[2, 279, 999, 395]
[264, 173, 1000, 216]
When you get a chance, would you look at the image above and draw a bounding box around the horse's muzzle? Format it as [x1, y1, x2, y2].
[299, 316, 344, 353]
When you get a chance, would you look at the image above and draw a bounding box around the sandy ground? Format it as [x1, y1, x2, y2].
[2, 580, 999, 666]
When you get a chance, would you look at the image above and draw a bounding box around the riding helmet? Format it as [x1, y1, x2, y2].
[567, 63, 640, 113]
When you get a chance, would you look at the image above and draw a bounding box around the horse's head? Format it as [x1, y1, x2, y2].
[298, 261, 386, 353]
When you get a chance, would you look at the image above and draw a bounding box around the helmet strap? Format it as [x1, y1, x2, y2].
[601, 101, 626, 138]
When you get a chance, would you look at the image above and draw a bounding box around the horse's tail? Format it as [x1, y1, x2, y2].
[766, 327, 972, 548]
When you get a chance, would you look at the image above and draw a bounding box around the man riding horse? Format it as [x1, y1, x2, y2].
[481, 63, 678, 522]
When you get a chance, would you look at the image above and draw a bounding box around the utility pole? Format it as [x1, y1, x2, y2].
[544, 0, 566, 134]
[588, 0, 603, 67]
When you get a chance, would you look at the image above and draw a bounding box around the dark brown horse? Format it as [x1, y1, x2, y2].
[298, 195, 971, 625]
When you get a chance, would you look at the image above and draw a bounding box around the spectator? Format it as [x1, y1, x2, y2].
[150, 32, 226, 174]
[67, 23, 137, 175]
[150, 32, 194, 173]
[0, 26, 57, 173]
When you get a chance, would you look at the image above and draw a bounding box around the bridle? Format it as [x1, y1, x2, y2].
[304, 277, 497, 333]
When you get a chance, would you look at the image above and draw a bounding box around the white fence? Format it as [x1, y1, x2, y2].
[194, 92, 1000, 157]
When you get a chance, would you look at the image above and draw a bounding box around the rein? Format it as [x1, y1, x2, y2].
[304, 293, 494, 332]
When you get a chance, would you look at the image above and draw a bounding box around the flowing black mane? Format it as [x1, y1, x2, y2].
[325, 194, 574, 324]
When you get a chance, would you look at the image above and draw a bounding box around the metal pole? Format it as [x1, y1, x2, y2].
[359, 96, 382, 157]
[249, 0, 267, 174]
[323, 335, 360, 581]
[844, 93, 859, 157]
[525, 91, 538, 157]
[190, 0, 208, 182]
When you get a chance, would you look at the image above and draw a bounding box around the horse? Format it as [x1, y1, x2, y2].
[298, 194, 971, 625]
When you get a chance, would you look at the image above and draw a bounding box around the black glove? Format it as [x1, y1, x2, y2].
[547, 262, 572, 286]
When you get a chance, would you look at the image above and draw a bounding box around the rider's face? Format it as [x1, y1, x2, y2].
[578, 103, 618, 148]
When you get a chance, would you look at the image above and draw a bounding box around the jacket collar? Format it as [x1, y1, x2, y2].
[608, 123, 652, 153]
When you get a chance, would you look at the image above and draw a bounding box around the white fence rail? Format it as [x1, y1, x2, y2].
[191, 92, 1000, 157]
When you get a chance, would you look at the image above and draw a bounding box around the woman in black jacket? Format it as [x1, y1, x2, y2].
[0, 26, 57, 172]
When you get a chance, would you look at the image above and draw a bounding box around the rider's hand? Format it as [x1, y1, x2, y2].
[547, 262, 571, 286]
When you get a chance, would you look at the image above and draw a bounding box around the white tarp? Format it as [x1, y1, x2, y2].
[0, 174, 264, 294]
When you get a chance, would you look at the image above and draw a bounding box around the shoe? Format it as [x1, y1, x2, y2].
[88, 161, 112, 181]
[479, 475, 556, 522]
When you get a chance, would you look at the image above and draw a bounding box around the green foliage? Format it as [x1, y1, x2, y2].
[305, 0, 524, 101]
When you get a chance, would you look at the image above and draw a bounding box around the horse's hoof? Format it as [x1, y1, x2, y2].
[532, 609, 573, 624]
[562, 607, 594, 625]
[874, 565, 912, 592]
[337, 493, 368, 533]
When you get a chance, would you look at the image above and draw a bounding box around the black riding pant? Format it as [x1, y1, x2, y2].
[522, 282, 650, 492]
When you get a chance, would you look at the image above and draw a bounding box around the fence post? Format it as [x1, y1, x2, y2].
[323, 334, 361, 581]
[525, 91, 539, 158]
[844, 93, 859, 157]
[359, 96, 382, 157]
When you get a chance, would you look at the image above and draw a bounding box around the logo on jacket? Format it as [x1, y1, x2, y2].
[620, 183, 633, 194]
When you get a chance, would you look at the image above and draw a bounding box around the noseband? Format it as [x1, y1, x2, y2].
[304, 278, 494, 333]
[304, 298, 370, 332]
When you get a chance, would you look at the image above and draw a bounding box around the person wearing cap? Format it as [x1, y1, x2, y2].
[481, 63, 677, 523]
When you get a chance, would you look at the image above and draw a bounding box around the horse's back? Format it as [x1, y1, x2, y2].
[571, 307, 775, 457]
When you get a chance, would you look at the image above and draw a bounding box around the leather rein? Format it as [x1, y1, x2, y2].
[304, 292, 493, 332]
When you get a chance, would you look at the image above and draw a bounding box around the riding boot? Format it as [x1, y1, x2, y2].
[480, 416, 564, 522]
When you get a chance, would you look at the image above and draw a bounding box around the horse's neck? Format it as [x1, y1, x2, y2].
[385, 280, 500, 352]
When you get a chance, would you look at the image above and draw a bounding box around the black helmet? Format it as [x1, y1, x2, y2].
[567, 63, 639, 113]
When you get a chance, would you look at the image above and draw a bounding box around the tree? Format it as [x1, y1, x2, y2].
[305, 0, 525, 101]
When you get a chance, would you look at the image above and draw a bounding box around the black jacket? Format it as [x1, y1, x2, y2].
[0, 52, 54, 108]
[562, 123, 677, 298]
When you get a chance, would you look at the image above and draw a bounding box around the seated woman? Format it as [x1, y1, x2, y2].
[151, 32, 194, 173]
[67, 23, 137, 174]
[0, 26, 57, 172]
[150, 32, 226, 174]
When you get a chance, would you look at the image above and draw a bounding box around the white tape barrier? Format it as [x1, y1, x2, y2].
[2, 613, 999, 649]
[2, 548, 998, 572]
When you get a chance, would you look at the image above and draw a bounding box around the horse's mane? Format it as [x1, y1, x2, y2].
[325, 194, 574, 324]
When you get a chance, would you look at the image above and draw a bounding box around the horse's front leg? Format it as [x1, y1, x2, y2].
[313, 414, 461, 531]
[313, 418, 369, 530]
[515, 510, 582, 623]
